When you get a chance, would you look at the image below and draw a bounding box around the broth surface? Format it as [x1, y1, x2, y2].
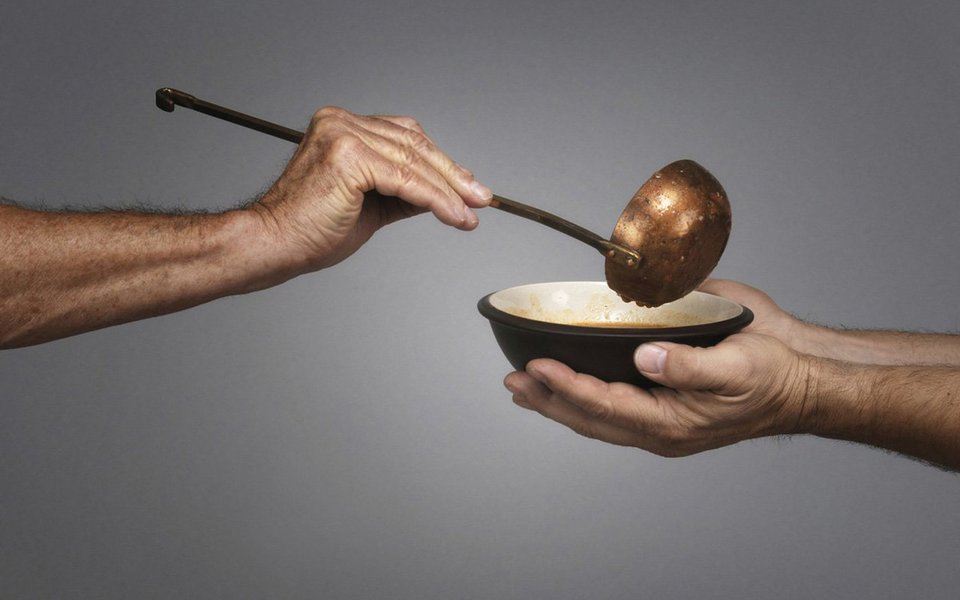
[568, 321, 673, 328]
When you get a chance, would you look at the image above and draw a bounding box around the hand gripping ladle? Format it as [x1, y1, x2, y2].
[155, 88, 730, 306]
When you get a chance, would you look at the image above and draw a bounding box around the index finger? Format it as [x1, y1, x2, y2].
[358, 114, 493, 209]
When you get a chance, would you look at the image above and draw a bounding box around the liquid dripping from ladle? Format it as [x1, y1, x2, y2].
[155, 88, 730, 306]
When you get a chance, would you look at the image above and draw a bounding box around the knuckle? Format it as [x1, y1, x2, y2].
[583, 398, 614, 422]
[646, 433, 697, 457]
[393, 162, 419, 191]
[568, 419, 603, 442]
[327, 134, 362, 160]
[651, 445, 692, 458]
[652, 418, 695, 448]
[397, 116, 423, 131]
[400, 128, 431, 153]
[661, 428, 691, 447]
[671, 349, 699, 376]
[313, 105, 349, 122]
[396, 142, 419, 166]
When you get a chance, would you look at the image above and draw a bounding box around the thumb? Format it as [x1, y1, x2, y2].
[634, 342, 732, 391]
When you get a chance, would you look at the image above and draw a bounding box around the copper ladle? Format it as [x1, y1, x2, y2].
[605, 160, 731, 306]
[155, 88, 730, 306]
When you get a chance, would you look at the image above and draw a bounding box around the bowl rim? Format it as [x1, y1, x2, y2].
[477, 281, 754, 339]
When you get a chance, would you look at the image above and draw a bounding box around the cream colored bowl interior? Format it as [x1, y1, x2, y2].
[489, 281, 743, 327]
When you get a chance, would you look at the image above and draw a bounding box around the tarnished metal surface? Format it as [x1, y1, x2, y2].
[605, 160, 731, 307]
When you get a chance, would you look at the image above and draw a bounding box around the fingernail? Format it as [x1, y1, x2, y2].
[465, 206, 479, 227]
[635, 344, 667, 374]
[470, 181, 493, 202]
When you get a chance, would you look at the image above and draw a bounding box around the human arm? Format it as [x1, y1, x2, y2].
[0, 205, 265, 348]
[0, 107, 491, 348]
[804, 357, 960, 469]
[504, 334, 960, 470]
[699, 279, 960, 366]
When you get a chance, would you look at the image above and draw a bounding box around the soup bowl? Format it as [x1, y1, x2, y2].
[478, 281, 753, 388]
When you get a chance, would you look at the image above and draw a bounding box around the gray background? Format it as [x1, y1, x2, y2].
[2, 0, 958, 598]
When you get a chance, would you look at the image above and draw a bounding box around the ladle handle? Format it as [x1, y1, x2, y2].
[488, 195, 639, 266]
[156, 88, 303, 143]
[154, 87, 641, 269]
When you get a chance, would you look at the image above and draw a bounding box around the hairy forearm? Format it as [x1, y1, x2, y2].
[0, 204, 282, 348]
[796, 322, 960, 366]
[801, 357, 960, 470]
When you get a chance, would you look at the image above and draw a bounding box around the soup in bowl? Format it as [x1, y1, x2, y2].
[478, 281, 753, 387]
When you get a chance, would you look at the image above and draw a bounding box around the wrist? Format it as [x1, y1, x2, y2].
[767, 350, 816, 436]
[791, 354, 867, 437]
[787, 319, 832, 357]
[217, 206, 305, 294]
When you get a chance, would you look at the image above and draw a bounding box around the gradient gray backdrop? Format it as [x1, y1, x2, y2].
[2, 1, 959, 598]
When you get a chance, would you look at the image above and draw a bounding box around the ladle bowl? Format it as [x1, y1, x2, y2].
[606, 160, 731, 306]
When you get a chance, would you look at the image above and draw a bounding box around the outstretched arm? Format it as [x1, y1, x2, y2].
[0, 106, 491, 348]
[505, 334, 960, 470]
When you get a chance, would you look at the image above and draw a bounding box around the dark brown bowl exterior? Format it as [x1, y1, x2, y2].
[478, 295, 753, 388]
